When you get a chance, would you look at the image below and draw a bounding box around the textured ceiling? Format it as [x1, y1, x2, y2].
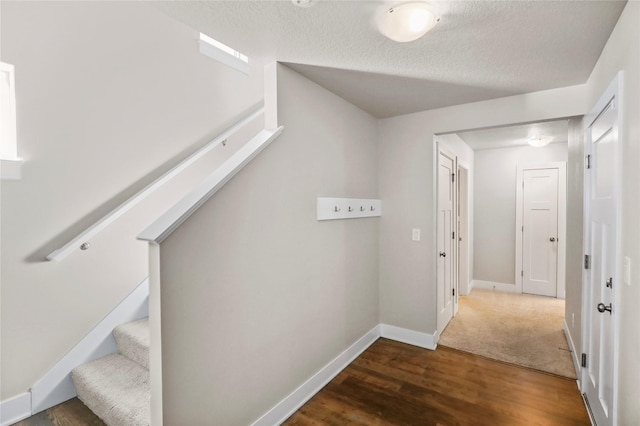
[156, 1, 626, 118]
[456, 119, 569, 151]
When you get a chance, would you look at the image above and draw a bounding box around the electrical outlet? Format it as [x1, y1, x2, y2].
[412, 228, 421, 241]
[572, 313, 575, 328]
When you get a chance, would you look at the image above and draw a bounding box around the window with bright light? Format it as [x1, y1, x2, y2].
[1, 61, 22, 179]
[198, 33, 249, 75]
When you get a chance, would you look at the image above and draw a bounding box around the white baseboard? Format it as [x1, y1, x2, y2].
[471, 280, 517, 293]
[1, 392, 31, 426]
[380, 324, 437, 350]
[30, 278, 149, 414]
[563, 319, 582, 388]
[251, 325, 381, 426]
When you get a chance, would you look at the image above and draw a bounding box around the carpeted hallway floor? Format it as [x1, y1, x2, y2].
[438, 288, 577, 379]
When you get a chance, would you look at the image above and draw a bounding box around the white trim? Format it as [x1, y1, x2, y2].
[30, 278, 149, 414]
[379, 324, 437, 350]
[563, 319, 582, 386]
[138, 126, 284, 244]
[1, 158, 23, 180]
[515, 161, 567, 298]
[250, 325, 380, 426]
[46, 107, 265, 261]
[149, 244, 163, 426]
[0, 392, 31, 426]
[471, 280, 517, 293]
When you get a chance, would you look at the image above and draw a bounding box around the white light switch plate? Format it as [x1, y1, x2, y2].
[624, 256, 630, 286]
[412, 228, 421, 241]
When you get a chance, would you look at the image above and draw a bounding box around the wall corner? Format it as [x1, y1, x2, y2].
[264, 62, 278, 129]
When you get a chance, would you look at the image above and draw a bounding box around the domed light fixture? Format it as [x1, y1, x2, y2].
[528, 136, 553, 147]
[378, 2, 440, 43]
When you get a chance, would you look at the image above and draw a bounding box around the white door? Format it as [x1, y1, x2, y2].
[583, 91, 619, 425]
[437, 148, 455, 332]
[522, 168, 559, 297]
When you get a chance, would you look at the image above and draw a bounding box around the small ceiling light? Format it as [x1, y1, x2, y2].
[378, 2, 440, 43]
[292, 0, 314, 8]
[528, 136, 553, 147]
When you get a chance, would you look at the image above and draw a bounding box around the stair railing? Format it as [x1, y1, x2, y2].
[46, 106, 264, 262]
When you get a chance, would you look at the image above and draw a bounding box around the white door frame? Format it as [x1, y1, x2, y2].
[515, 162, 567, 298]
[457, 161, 471, 298]
[580, 72, 622, 425]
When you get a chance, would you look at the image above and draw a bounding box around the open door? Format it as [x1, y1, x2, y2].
[582, 73, 621, 426]
[437, 146, 456, 333]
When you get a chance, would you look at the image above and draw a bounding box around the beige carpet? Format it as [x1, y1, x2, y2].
[438, 288, 577, 379]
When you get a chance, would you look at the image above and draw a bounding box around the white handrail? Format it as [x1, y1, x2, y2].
[46, 107, 264, 262]
[138, 126, 284, 244]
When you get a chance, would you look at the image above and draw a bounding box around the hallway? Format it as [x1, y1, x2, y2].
[439, 288, 576, 378]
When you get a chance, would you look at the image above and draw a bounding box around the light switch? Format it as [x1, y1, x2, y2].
[412, 228, 421, 241]
[624, 256, 631, 286]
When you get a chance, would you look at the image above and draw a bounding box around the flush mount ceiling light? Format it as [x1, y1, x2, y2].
[292, 0, 314, 8]
[528, 136, 553, 147]
[378, 1, 440, 43]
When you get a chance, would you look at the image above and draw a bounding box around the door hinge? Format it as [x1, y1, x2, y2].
[585, 154, 591, 169]
[584, 254, 591, 270]
[453, 288, 455, 296]
[581, 353, 588, 368]
[522, 226, 524, 233]
[452, 173, 455, 183]
[521, 270, 523, 277]
[452, 231, 455, 240]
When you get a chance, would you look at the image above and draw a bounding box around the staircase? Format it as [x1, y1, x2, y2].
[71, 318, 150, 425]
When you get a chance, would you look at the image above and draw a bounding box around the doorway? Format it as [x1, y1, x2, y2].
[436, 119, 575, 378]
[515, 162, 567, 298]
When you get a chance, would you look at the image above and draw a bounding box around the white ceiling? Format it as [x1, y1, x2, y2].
[455, 119, 569, 151]
[156, 1, 626, 118]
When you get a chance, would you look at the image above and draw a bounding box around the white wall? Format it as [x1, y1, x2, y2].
[473, 143, 568, 285]
[580, 2, 640, 424]
[378, 85, 585, 335]
[157, 64, 380, 424]
[0, 1, 265, 400]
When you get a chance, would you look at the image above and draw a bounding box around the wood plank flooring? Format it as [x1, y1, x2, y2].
[13, 397, 105, 426]
[14, 338, 589, 425]
[284, 339, 590, 426]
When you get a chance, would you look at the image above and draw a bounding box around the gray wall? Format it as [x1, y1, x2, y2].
[473, 143, 568, 285]
[158, 64, 380, 425]
[0, 1, 264, 400]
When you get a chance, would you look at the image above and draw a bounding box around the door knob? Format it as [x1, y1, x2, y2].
[597, 303, 612, 314]
[439, 251, 446, 258]
[549, 237, 556, 242]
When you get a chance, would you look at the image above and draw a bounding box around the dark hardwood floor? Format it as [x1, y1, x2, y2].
[15, 339, 589, 425]
[284, 339, 590, 426]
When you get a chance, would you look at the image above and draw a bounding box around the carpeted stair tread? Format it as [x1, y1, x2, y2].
[72, 353, 150, 426]
[113, 318, 149, 369]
